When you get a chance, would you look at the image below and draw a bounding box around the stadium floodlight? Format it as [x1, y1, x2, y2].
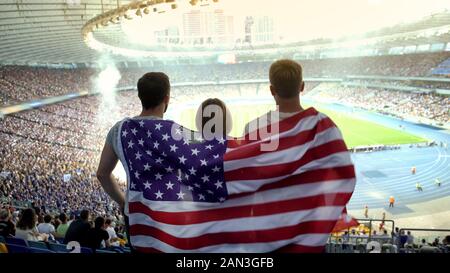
[81, 0, 221, 58]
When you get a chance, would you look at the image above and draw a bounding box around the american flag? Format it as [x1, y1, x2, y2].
[119, 107, 356, 253]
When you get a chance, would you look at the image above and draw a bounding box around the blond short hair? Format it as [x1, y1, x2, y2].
[269, 59, 303, 98]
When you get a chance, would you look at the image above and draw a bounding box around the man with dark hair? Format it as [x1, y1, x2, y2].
[37, 214, 56, 240]
[56, 213, 69, 238]
[137, 72, 171, 110]
[97, 72, 171, 248]
[97, 72, 171, 209]
[86, 216, 110, 251]
[64, 209, 90, 246]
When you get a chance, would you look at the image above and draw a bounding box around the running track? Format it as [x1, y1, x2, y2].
[325, 103, 450, 211]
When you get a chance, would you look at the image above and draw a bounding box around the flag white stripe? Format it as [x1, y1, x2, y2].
[127, 178, 355, 213]
[225, 114, 324, 152]
[224, 126, 343, 172]
[128, 206, 343, 238]
[130, 233, 330, 253]
[226, 152, 353, 194]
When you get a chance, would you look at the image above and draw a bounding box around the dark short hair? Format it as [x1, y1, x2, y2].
[137, 72, 170, 110]
[94, 216, 105, 229]
[105, 218, 112, 225]
[59, 213, 67, 223]
[444, 235, 450, 244]
[44, 214, 52, 223]
[269, 59, 303, 99]
[80, 210, 89, 221]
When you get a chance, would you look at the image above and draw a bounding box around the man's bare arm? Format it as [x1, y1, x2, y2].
[96, 143, 125, 209]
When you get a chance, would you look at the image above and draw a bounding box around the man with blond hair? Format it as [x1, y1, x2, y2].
[244, 59, 305, 134]
[241, 59, 356, 252]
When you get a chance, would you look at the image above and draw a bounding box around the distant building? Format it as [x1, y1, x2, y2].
[251, 16, 275, 44]
[182, 9, 234, 46]
[154, 26, 180, 45]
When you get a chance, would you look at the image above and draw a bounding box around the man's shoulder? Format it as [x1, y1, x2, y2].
[101, 229, 109, 239]
[106, 118, 130, 151]
[243, 112, 272, 135]
[109, 119, 129, 132]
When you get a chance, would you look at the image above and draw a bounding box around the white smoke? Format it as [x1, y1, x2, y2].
[93, 55, 122, 130]
[92, 55, 127, 183]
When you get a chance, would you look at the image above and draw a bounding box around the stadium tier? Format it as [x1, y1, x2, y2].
[1, 52, 450, 107]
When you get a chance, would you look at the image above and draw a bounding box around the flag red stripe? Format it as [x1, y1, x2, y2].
[229, 165, 355, 199]
[227, 108, 318, 148]
[128, 192, 352, 225]
[224, 117, 335, 161]
[225, 139, 348, 181]
[129, 220, 337, 250]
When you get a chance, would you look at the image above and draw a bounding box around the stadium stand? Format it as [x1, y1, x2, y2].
[310, 86, 449, 124]
[0, 52, 449, 254]
[1, 52, 449, 106]
[431, 58, 450, 77]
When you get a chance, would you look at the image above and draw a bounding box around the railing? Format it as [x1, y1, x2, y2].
[398, 228, 450, 253]
[327, 218, 396, 253]
[330, 218, 395, 243]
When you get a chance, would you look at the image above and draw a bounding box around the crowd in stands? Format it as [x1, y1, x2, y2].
[0, 67, 94, 106]
[0, 93, 142, 214]
[1, 52, 449, 106]
[0, 203, 129, 253]
[0, 53, 449, 253]
[312, 85, 449, 124]
[391, 228, 449, 253]
[330, 226, 450, 253]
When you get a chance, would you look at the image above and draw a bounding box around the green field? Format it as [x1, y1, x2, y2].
[177, 104, 426, 148]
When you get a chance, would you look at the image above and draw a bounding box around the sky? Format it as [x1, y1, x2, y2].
[121, 0, 450, 44]
[221, 0, 450, 40]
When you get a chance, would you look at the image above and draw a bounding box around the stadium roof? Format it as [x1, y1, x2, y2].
[0, 0, 128, 64]
[0, 1, 449, 64]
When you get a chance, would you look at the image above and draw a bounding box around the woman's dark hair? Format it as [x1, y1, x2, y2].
[17, 208, 36, 230]
[197, 98, 231, 138]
